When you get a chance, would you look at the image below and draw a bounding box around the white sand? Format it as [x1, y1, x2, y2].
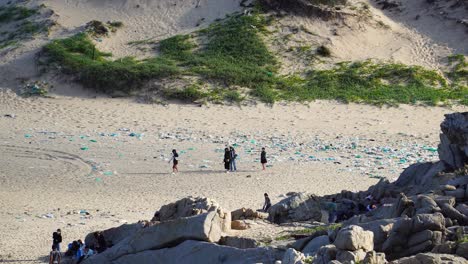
[0, 89, 466, 262]
[0, 0, 466, 262]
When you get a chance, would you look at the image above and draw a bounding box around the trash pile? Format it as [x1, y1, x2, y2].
[19, 81, 51, 97]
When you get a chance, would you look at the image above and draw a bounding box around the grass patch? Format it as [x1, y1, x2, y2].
[163, 84, 207, 102]
[43, 33, 180, 93]
[41, 12, 468, 106]
[278, 60, 468, 105]
[0, 5, 38, 24]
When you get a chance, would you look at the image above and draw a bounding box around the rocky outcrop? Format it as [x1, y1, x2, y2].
[268, 193, 322, 224]
[390, 253, 467, 264]
[151, 196, 231, 232]
[302, 235, 330, 256]
[84, 222, 143, 249]
[382, 213, 446, 260]
[438, 112, 468, 170]
[82, 212, 223, 263]
[219, 236, 258, 249]
[282, 248, 306, 264]
[112, 240, 279, 264]
[335, 225, 374, 252]
[231, 207, 266, 221]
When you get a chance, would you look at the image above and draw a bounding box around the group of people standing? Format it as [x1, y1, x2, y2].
[169, 147, 268, 173]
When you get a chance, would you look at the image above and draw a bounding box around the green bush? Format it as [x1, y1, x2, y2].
[0, 5, 37, 24]
[164, 84, 207, 102]
[44, 33, 179, 93]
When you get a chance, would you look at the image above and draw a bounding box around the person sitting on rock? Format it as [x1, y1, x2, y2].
[263, 193, 271, 212]
[94, 232, 107, 253]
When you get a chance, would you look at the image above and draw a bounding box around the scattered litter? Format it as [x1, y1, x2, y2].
[80, 146, 89, 151]
[24, 134, 32, 138]
[4, 114, 15, 118]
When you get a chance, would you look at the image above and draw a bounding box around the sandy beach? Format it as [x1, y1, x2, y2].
[0, 89, 466, 262]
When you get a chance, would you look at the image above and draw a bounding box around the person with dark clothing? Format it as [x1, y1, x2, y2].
[260, 147, 267, 170]
[327, 198, 338, 223]
[223, 148, 230, 172]
[229, 146, 237, 172]
[263, 193, 271, 212]
[52, 229, 62, 252]
[49, 244, 61, 264]
[169, 149, 179, 174]
[94, 232, 107, 253]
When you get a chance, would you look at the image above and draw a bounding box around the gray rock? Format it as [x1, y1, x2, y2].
[438, 112, 468, 170]
[455, 242, 468, 259]
[84, 223, 143, 249]
[355, 219, 397, 251]
[312, 245, 337, 264]
[407, 230, 433, 248]
[268, 193, 322, 224]
[282, 248, 306, 264]
[112, 240, 279, 264]
[438, 202, 468, 225]
[455, 204, 468, 217]
[390, 253, 467, 264]
[219, 236, 258, 249]
[83, 211, 223, 263]
[415, 195, 440, 215]
[334, 225, 374, 252]
[336, 249, 366, 263]
[363, 251, 387, 264]
[431, 241, 457, 254]
[302, 235, 330, 256]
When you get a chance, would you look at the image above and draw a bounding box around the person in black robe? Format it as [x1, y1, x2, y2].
[224, 148, 230, 172]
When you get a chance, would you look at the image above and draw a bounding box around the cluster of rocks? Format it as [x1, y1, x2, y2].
[76, 112, 468, 264]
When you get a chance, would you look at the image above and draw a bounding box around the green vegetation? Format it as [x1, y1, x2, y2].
[163, 84, 207, 102]
[458, 235, 468, 244]
[0, 5, 38, 24]
[43, 33, 179, 93]
[0, 5, 48, 50]
[275, 224, 342, 241]
[42, 12, 467, 105]
[277, 61, 468, 105]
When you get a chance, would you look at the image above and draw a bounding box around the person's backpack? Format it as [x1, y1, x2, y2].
[174, 153, 179, 158]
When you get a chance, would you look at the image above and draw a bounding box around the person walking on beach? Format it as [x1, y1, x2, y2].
[263, 193, 271, 212]
[52, 229, 62, 252]
[223, 148, 230, 173]
[169, 149, 179, 174]
[261, 147, 267, 170]
[229, 146, 237, 172]
[49, 244, 61, 264]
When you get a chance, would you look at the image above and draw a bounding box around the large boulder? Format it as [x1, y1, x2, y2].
[219, 236, 258, 249]
[312, 245, 337, 264]
[83, 211, 223, 263]
[111, 240, 280, 264]
[354, 219, 397, 251]
[231, 207, 266, 221]
[455, 242, 468, 259]
[282, 248, 306, 264]
[393, 162, 447, 195]
[302, 235, 330, 256]
[268, 193, 322, 224]
[334, 225, 374, 252]
[390, 253, 467, 264]
[336, 249, 367, 263]
[438, 112, 468, 170]
[84, 223, 143, 248]
[152, 196, 231, 232]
